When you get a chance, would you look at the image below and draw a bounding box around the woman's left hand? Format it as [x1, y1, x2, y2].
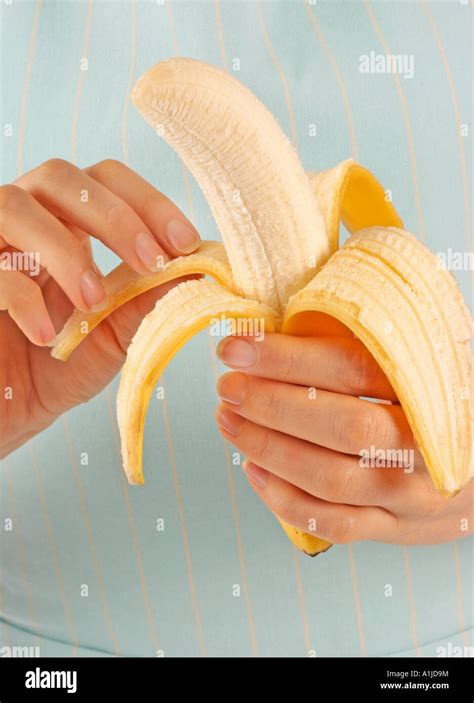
[215, 332, 472, 546]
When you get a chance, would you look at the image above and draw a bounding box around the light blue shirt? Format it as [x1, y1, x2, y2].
[1, 0, 472, 657]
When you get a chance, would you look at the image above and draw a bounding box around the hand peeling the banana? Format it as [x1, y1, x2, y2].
[1, 59, 471, 556]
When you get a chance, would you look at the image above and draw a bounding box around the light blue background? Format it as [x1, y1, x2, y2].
[0, 0, 472, 657]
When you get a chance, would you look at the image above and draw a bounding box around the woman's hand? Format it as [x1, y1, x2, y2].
[0, 158, 200, 457]
[215, 332, 473, 546]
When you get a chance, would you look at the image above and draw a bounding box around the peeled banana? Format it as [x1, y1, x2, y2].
[51, 58, 472, 556]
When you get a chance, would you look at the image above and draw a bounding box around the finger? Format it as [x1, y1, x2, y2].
[0, 185, 106, 312]
[84, 159, 200, 258]
[215, 404, 439, 514]
[16, 158, 169, 274]
[216, 332, 396, 400]
[0, 269, 56, 345]
[241, 459, 396, 544]
[32, 274, 202, 410]
[216, 372, 415, 455]
[61, 220, 103, 277]
[29, 221, 100, 291]
[1, 223, 91, 273]
[0, 244, 51, 291]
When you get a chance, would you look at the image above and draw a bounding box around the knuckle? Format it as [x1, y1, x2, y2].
[251, 428, 274, 466]
[264, 338, 300, 381]
[326, 514, 355, 544]
[261, 384, 287, 426]
[277, 438, 299, 468]
[93, 159, 123, 178]
[367, 408, 393, 448]
[334, 412, 358, 452]
[271, 491, 300, 525]
[281, 342, 304, 381]
[319, 469, 350, 504]
[317, 463, 367, 505]
[141, 191, 165, 220]
[0, 184, 26, 211]
[306, 463, 327, 499]
[102, 200, 131, 229]
[344, 343, 383, 395]
[39, 158, 70, 181]
[337, 405, 384, 453]
[60, 238, 92, 272]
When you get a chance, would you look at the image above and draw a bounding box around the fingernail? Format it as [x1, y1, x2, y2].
[217, 373, 248, 405]
[80, 268, 107, 310]
[166, 219, 200, 254]
[40, 319, 56, 345]
[135, 231, 167, 272]
[244, 461, 268, 489]
[217, 338, 258, 368]
[215, 406, 245, 436]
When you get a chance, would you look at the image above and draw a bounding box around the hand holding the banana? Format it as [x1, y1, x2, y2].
[0, 158, 201, 458]
[216, 332, 473, 547]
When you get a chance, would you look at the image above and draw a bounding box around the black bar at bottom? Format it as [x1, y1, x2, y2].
[0, 656, 471, 701]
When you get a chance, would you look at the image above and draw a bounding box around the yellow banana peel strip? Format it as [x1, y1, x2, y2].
[309, 159, 404, 254]
[51, 241, 232, 361]
[50, 58, 472, 558]
[117, 278, 278, 484]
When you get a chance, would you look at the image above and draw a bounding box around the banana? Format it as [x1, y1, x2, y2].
[51, 58, 472, 557]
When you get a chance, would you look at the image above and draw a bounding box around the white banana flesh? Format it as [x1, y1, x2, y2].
[131, 58, 329, 314]
[51, 58, 472, 557]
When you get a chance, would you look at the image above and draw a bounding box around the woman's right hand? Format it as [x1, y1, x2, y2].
[0, 158, 200, 457]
